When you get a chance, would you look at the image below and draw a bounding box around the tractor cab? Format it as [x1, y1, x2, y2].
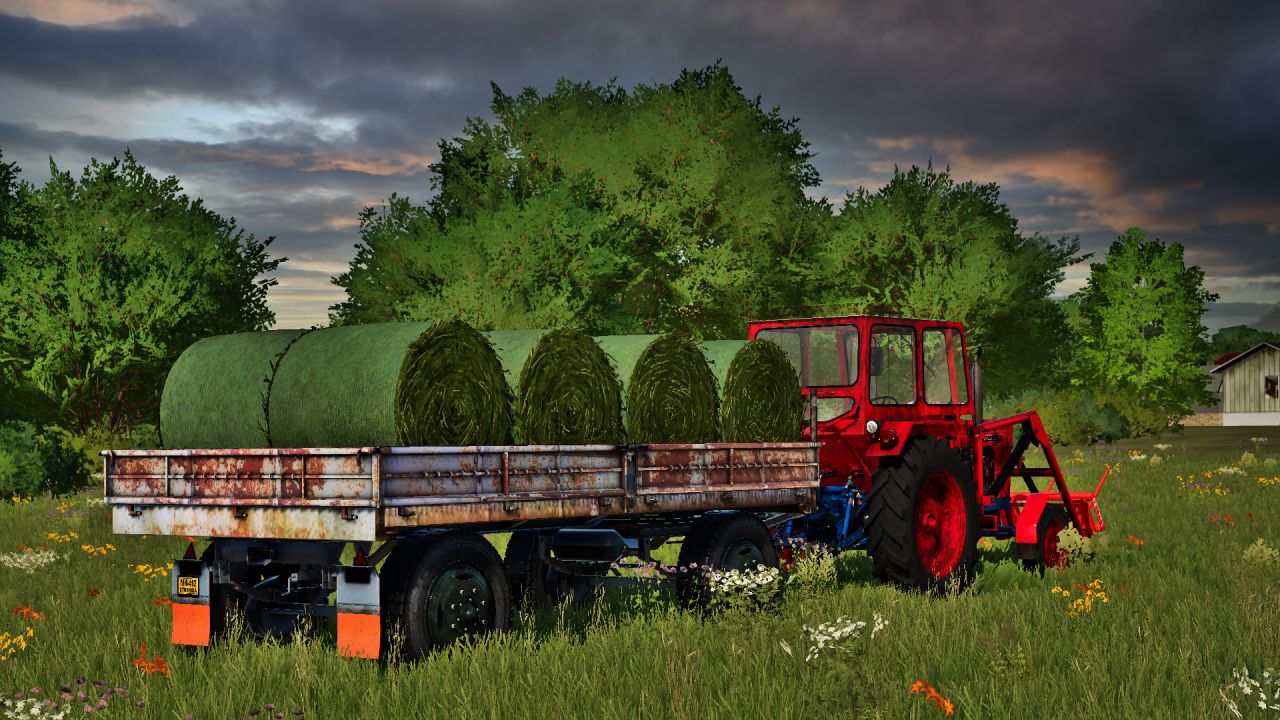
[748, 315, 975, 441]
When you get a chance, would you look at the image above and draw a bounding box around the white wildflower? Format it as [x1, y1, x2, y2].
[0, 549, 64, 574]
[803, 616, 867, 661]
[871, 612, 888, 639]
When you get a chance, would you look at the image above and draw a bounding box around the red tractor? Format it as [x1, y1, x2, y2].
[753, 315, 1108, 592]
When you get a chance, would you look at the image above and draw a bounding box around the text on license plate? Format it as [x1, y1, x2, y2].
[177, 576, 199, 596]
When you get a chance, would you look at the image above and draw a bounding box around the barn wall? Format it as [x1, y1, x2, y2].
[1222, 347, 1280, 413]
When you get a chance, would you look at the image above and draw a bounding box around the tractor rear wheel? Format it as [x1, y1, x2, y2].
[381, 530, 509, 661]
[864, 437, 979, 594]
[1021, 504, 1072, 574]
[676, 511, 778, 610]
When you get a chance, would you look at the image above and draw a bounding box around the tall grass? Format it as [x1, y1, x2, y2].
[1, 444, 1278, 719]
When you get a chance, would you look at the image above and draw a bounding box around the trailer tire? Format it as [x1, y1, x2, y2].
[504, 531, 604, 613]
[201, 546, 247, 641]
[381, 531, 509, 661]
[1020, 504, 1072, 574]
[865, 437, 978, 594]
[676, 511, 778, 610]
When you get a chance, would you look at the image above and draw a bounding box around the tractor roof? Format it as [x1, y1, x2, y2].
[748, 314, 964, 328]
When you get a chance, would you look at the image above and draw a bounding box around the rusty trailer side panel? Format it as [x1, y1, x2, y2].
[106, 443, 820, 542]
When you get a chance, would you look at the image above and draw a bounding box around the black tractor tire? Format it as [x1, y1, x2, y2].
[1020, 504, 1072, 574]
[864, 437, 979, 594]
[381, 530, 510, 661]
[676, 511, 779, 610]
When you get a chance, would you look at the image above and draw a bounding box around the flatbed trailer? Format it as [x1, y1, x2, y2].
[104, 441, 821, 659]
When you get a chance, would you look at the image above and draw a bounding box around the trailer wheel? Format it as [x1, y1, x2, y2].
[1021, 504, 1072, 574]
[382, 531, 509, 661]
[200, 546, 243, 640]
[504, 531, 603, 612]
[676, 512, 778, 610]
[865, 437, 978, 594]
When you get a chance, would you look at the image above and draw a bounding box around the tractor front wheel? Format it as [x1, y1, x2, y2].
[1021, 504, 1072, 574]
[864, 437, 979, 594]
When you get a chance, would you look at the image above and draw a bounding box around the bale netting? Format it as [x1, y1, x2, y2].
[596, 333, 719, 444]
[719, 338, 804, 442]
[506, 329, 623, 445]
[160, 329, 310, 449]
[268, 319, 513, 448]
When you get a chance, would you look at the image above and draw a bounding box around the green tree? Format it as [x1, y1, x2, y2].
[1072, 228, 1218, 432]
[331, 64, 829, 337]
[819, 164, 1082, 397]
[0, 149, 282, 434]
[0, 148, 53, 424]
[1210, 325, 1280, 358]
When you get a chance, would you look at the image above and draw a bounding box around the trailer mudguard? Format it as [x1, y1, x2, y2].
[171, 559, 211, 646]
[336, 564, 380, 659]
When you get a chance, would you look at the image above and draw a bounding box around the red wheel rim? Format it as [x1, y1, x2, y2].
[914, 471, 967, 577]
[1042, 516, 1068, 568]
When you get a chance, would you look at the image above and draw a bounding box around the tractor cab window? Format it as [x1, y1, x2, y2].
[755, 325, 859, 421]
[869, 325, 916, 405]
[923, 328, 969, 405]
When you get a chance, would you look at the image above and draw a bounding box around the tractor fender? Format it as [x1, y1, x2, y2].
[1014, 493, 1052, 545]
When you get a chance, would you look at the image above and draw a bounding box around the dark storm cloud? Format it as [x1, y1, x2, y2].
[0, 0, 1277, 328]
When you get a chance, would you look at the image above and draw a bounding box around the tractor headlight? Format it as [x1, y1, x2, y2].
[865, 419, 879, 435]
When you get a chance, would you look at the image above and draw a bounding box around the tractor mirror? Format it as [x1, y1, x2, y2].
[869, 346, 884, 376]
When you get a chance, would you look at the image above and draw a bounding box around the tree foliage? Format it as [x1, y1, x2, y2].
[0, 149, 281, 433]
[1210, 324, 1280, 358]
[1071, 228, 1218, 431]
[331, 64, 829, 337]
[818, 164, 1081, 397]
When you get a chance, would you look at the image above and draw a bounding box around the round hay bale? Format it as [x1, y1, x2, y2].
[720, 338, 803, 442]
[160, 329, 309, 449]
[597, 333, 719, 444]
[698, 340, 748, 391]
[511, 329, 623, 444]
[269, 319, 512, 448]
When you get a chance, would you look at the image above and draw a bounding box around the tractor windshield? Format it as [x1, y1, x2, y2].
[755, 325, 859, 421]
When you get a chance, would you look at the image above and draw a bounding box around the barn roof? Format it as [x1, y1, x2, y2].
[1211, 342, 1280, 373]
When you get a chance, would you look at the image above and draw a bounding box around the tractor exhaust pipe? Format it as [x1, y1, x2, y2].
[972, 349, 983, 425]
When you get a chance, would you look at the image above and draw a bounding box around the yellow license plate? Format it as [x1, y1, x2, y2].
[177, 576, 199, 596]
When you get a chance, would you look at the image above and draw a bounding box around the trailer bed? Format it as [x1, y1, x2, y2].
[105, 443, 821, 542]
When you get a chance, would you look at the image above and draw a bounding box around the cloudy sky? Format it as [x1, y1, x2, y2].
[1, 0, 1277, 330]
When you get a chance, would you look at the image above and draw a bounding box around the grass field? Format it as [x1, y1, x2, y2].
[2, 434, 1279, 719]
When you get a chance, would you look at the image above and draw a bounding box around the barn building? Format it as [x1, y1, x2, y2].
[1211, 342, 1280, 426]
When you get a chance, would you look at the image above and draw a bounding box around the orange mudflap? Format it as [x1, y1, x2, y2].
[171, 603, 211, 647]
[337, 612, 380, 659]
